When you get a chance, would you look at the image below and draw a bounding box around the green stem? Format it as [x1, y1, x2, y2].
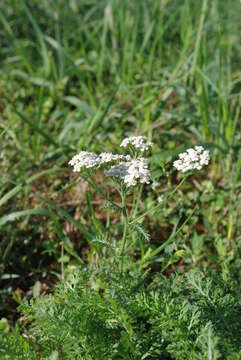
[131, 184, 144, 219]
[120, 186, 128, 273]
[87, 172, 122, 211]
[130, 175, 188, 225]
[138, 205, 197, 269]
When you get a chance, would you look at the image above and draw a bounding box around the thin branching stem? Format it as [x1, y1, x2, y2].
[87, 172, 122, 211]
[131, 184, 144, 219]
[120, 185, 128, 273]
[130, 175, 189, 225]
[138, 205, 198, 268]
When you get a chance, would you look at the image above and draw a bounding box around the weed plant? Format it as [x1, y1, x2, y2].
[0, 0, 241, 359]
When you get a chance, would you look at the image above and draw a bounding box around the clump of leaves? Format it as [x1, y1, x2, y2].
[1, 260, 241, 359]
[0, 325, 36, 360]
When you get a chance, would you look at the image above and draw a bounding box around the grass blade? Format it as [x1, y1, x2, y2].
[0, 208, 49, 227]
[0, 169, 63, 208]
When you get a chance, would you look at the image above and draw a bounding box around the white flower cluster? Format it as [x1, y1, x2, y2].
[69, 136, 152, 187]
[120, 136, 153, 152]
[68, 151, 99, 172]
[68, 151, 130, 172]
[173, 146, 210, 173]
[105, 158, 151, 187]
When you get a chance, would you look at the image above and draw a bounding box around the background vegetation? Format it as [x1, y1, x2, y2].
[0, 0, 240, 358]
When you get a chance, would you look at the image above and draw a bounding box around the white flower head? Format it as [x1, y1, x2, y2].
[68, 151, 99, 172]
[69, 136, 153, 185]
[105, 158, 151, 187]
[69, 151, 132, 172]
[120, 136, 153, 152]
[173, 146, 210, 173]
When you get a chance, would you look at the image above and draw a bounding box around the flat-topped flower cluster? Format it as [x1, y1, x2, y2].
[69, 138, 210, 187]
[69, 136, 153, 187]
[173, 146, 210, 173]
[69, 152, 131, 172]
[120, 136, 153, 152]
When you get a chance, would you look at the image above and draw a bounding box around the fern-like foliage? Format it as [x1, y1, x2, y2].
[130, 222, 151, 243]
[1, 263, 241, 359]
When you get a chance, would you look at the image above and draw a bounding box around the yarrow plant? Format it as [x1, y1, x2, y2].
[69, 138, 210, 271]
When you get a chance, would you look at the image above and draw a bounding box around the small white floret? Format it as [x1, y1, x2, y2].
[157, 195, 164, 204]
